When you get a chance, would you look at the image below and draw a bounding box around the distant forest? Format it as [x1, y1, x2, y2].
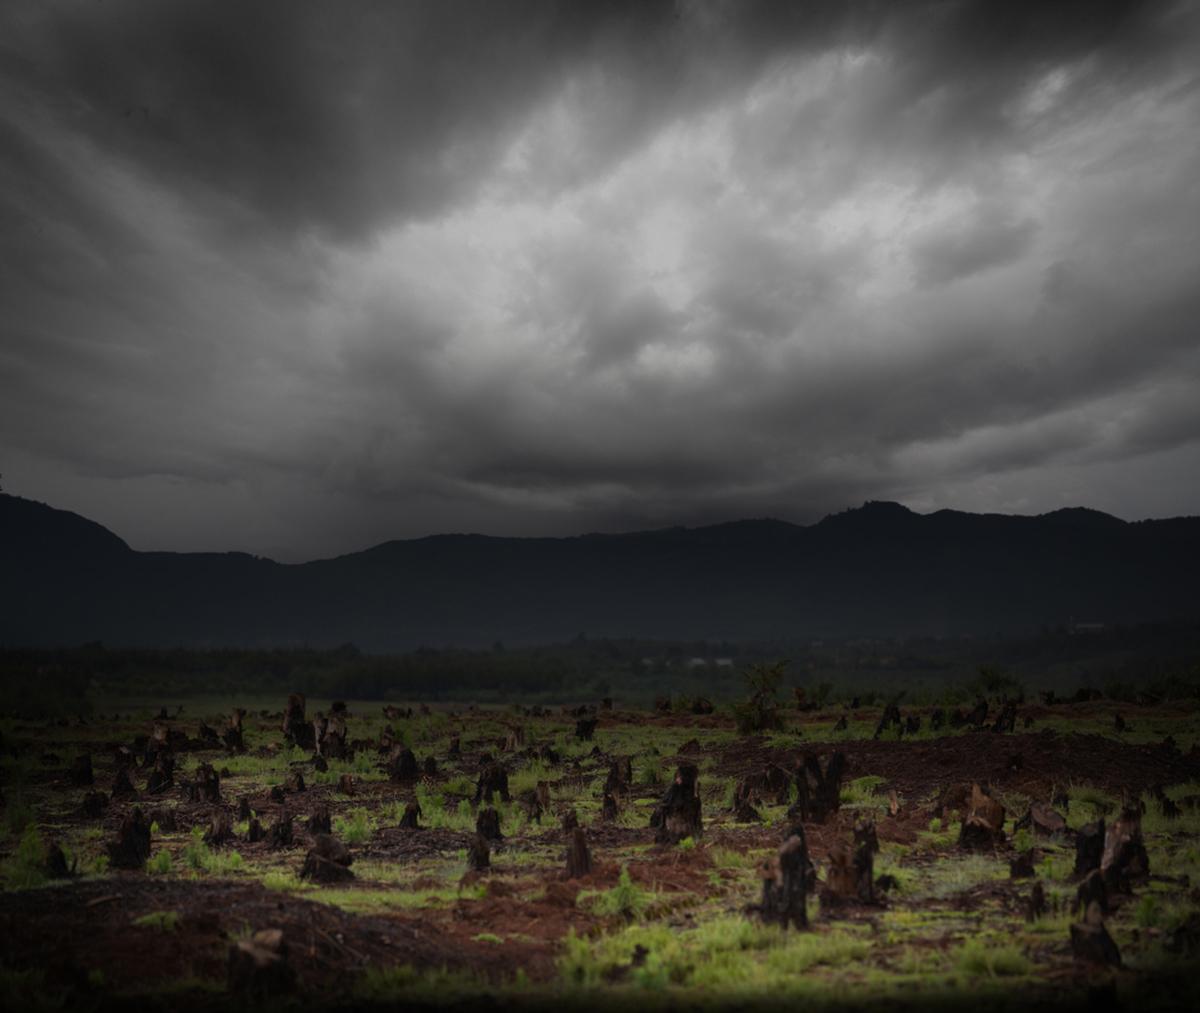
[3, 620, 1199, 717]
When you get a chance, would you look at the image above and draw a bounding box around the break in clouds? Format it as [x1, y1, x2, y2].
[2, 0, 1199, 560]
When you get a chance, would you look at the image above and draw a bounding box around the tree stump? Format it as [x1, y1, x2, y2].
[757, 830, 809, 930]
[308, 804, 332, 836]
[575, 718, 598, 741]
[788, 752, 846, 824]
[400, 802, 422, 829]
[1070, 902, 1121, 966]
[566, 827, 592, 879]
[474, 763, 511, 805]
[1025, 881, 1046, 921]
[337, 774, 355, 796]
[991, 701, 1017, 733]
[268, 814, 294, 850]
[1074, 819, 1106, 876]
[538, 744, 561, 765]
[930, 709, 945, 731]
[821, 819, 878, 908]
[44, 842, 75, 879]
[422, 756, 438, 777]
[650, 764, 702, 844]
[504, 726, 526, 752]
[237, 797, 253, 821]
[958, 784, 1005, 850]
[468, 833, 490, 871]
[107, 807, 152, 870]
[151, 807, 178, 833]
[832, 715, 848, 732]
[601, 792, 619, 823]
[228, 929, 295, 999]
[654, 696, 671, 712]
[691, 697, 714, 715]
[204, 811, 234, 846]
[536, 781, 552, 812]
[1100, 806, 1149, 893]
[1015, 802, 1067, 838]
[188, 763, 221, 804]
[1010, 852, 1036, 878]
[81, 791, 107, 819]
[283, 770, 306, 794]
[561, 808, 580, 834]
[246, 818, 265, 843]
[1074, 869, 1108, 915]
[873, 703, 902, 739]
[476, 807, 503, 841]
[67, 754, 93, 787]
[222, 709, 246, 754]
[299, 834, 354, 882]
[386, 746, 420, 783]
[965, 699, 988, 726]
[281, 693, 315, 750]
[904, 714, 921, 735]
[448, 737, 461, 757]
[111, 767, 136, 800]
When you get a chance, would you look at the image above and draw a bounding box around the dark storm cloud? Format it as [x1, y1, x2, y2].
[1, 0, 1199, 558]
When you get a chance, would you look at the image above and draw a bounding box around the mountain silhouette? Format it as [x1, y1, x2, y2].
[2, 493, 1197, 650]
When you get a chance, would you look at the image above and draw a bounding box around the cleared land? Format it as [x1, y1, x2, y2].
[1, 692, 1199, 1011]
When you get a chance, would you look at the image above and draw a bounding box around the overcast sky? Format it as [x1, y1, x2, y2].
[2, 1, 1199, 561]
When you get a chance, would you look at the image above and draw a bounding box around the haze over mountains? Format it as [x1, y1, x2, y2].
[2, 493, 1198, 651]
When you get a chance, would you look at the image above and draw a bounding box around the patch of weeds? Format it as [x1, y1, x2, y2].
[954, 939, 1031, 978]
[678, 836, 697, 851]
[261, 871, 307, 892]
[333, 808, 375, 845]
[473, 933, 503, 944]
[2, 824, 46, 890]
[182, 828, 244, 875]
[588, 866, 653, 920]
[133, 910, 180, 933]
[147, 850, 173, 875]
[841, 775, 887, 805]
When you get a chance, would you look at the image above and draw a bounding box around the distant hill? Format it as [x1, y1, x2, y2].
[2, 494, 1198, 650]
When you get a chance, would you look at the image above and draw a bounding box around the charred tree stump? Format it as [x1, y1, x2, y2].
[930, 708, 946, 731]
[991, 701, 1017, 733]
[1010, 852, 1036, 878]
[188, 763, 221, 804]
[448, 737, 461, 758]
[1100, 806, 1149, 893]
[400, 802, 422, 829]
[958, 784, 1006, 850]
[422, 756, 438, 777]
[146, 752, 175, 795]
[820, 819, 879, 909]
[788, 752, 846, 824]
[965, 699, 989, 726]
[601, 792, 619, 823]
[222, 709, 246, 754]
[476, 807, 503, 841]
[561, 808, 580, 834]
[204, 811, 234, 846]
[904, 714, 921, 735]
[228, 928, 295, 999]
[1025, 881, 1047, 922]
[237, 796, 253, 821]
[691, 697, 714, 715]
[151, 807, 178, 833]
[111, 767, 137, 800]
[67, 754, 93, 787]
[566, 827, 592, 879]
[299, 834, 354, 882]
[1015, 802, 1068, 839]
[757, 830, 809, 930]
[873, 704, 902, 739]
[387, 746, 420, 783]
[1074, 819, 1106, 877]
[474, 763, 511, 805]
[536, 781, 552, 813]
[1071, 903, 1122, 966]
[832, 716, 848, 732]
[81, 791, 107, 819]
[281, 694, 315, 751]
[268, 814, 294, 850]
[308, 804, 332, 836]
[107, 806, 152, 870]
[575, 718, 598, 741]
[650, 764, 702, 844]
[283, 770, 306, 794]
[337, 774, 355, 796]
[468, 833, 491, 871]
[246, 817, 265, 843]
[1074, 869, 1108, 915]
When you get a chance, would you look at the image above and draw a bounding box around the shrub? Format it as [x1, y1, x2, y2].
[732, 661, 788, 735]
[592, 867, 652, 920]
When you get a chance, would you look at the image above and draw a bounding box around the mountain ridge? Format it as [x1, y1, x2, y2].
[2, 493, 1197, 650]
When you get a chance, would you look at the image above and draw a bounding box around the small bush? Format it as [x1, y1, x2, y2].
[955, 939, 1030, 977]
[334, 808, 375, 845]
[133, 910, 180, 933]
[591, 867, 652, 920]
[147, 850, 173, 875]
[2, 824, 47, 890]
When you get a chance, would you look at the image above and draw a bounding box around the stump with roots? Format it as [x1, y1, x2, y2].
[476, 807, 503, 841]
[788, 752, 846, 824]
[757, 830, 809, 930]
[399, 801, 422, 829]
[300, 834, 353, 882]
[228, 928, 295, 999]
[107, 806, 151, 870]
[651, 764, 702, 844]
[387, 746, 420, 784]
[1074, 819, 1106, 876]
[958, 784, 1006, 850]
[474, 763, 511, 805]
[566, 827, 592, 879]
[468, 833, 490, 871]
[281, 693, 315, 751]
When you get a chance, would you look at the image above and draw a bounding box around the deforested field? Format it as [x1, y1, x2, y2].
[2, 689, 1199, 1012]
